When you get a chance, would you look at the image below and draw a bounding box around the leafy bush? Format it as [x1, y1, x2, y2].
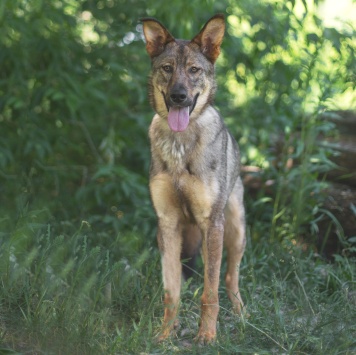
[0, 0, 154, 235]
[218, 1, 355, 242]
[1, 0, 354, 240]
[0, 0, 355, 353]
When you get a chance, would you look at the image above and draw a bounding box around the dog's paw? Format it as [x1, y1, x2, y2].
[155, 331, 172, 343]
[155, 319, 180, 343]
[194, 330, 216, 345]
[239, 305, 250, 319]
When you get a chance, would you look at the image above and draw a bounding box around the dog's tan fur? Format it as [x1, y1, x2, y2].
[142, 14, 246, 343]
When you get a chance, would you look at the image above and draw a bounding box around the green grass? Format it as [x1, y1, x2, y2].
[0, 210, 355, 354]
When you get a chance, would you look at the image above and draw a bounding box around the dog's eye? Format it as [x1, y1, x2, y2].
[190, 67, 200, 73]
[162, 65, 173, 73]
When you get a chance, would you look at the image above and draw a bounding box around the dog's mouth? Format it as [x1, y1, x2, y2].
[162, 92, 199, 132]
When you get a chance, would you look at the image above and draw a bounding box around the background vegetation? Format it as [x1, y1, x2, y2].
[0, 0, 355, 353]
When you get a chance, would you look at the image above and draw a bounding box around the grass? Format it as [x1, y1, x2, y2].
[0, 209, 355, 355]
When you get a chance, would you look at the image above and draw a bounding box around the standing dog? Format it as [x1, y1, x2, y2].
[141, 14, 246, 343]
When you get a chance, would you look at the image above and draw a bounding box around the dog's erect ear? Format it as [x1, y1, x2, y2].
[141, 18, 175, 58]
[191, 14, 225, 63]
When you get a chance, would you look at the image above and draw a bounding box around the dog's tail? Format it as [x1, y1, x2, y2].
[181, 225, 201, 279]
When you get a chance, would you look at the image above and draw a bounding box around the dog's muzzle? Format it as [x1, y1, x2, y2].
[161, 91, 199, 132]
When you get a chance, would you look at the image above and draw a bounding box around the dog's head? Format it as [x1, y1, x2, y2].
[141, 15, 225, 132]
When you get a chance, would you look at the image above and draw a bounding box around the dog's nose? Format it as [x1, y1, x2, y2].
[170, 87, 187, 104]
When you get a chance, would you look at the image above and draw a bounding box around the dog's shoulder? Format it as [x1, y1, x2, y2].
[195, 106, 226, 140]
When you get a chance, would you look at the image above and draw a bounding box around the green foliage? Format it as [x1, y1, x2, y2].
[0, 0, 355, 353]
[1, 0, 354, 239]
[218, 0, 355, 242]
[0, 0, 154, 235]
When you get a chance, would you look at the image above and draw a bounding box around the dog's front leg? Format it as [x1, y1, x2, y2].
[156, 223, 182, 341]
[150, 174, 182, 341]
[196, 216, 224, 344]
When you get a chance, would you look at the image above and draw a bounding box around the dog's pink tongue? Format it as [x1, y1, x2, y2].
[167, 106, 190, 132]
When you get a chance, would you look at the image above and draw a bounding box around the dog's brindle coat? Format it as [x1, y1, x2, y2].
[142, 14, 246, 343]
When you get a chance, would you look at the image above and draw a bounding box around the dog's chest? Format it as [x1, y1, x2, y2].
[156, 136, 191, 171]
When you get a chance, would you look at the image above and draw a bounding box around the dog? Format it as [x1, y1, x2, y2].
[141, 14, 246, 343]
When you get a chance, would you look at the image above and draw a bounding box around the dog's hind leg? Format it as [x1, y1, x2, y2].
[181, 224, 201, 279]
[224, 177, 246, 314]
